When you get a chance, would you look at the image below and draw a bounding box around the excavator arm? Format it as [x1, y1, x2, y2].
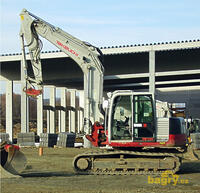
[20, 9, 104, 134]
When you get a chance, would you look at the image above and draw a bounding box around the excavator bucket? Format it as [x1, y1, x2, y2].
[0, 142, 27, 178]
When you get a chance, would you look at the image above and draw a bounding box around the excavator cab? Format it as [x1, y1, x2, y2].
[109, 92, 155, 143]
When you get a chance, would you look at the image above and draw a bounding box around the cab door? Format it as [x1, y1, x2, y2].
[133, 95, 155, 142]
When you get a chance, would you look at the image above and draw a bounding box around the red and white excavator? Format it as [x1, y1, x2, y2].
[16, 9, 197, 175]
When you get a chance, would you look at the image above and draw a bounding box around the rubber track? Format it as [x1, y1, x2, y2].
[73, 149, 181, 175]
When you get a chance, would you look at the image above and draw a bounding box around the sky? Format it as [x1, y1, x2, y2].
[0, 0, 200, 54]
[0, 0, 200, 95]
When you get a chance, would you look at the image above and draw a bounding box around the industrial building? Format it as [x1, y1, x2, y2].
[0, 40, 200, 141]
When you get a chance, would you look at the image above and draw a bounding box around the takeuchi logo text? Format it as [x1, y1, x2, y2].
[148, 170, 189, 186]
[56, 40, 79, 56]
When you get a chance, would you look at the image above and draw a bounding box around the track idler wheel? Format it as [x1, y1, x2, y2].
[73, 156, 91, 173]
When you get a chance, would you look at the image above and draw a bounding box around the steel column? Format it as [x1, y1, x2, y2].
[58, 87, 66, 132]
[49, 86, 56, 133]
[58, 110, 61, 133]
[47, 110, 50, 133]
[149, 50, 156, 95]
[37, 91, 43, 135]
[6, 80, 13, 141]
[69, 89, 76, 133]
[78, 91, 84, 133]
[20, 36, 29, 133]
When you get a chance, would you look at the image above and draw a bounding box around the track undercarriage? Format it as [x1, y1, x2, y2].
[73, 149, 181, 175]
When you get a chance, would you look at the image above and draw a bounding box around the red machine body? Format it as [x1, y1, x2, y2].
[86, 94, 188, 151]
[86, 122, 108, 147]
[86, 118, 187, 150]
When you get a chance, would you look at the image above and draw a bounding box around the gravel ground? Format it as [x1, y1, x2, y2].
[1, 148, 200, 193]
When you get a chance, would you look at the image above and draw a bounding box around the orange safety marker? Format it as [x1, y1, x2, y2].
[39, 147, 43, 156]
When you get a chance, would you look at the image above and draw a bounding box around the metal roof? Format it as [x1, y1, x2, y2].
[1, 39, 200, 62]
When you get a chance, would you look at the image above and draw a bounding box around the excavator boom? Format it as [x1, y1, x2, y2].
[20, 9, 104, 135]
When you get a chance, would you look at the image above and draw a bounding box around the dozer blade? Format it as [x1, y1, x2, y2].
[0, 142, 27, 178]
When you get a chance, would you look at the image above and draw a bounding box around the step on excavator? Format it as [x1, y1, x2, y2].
[19, 9, 198, 175]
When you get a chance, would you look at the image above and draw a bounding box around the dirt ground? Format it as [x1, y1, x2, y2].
[1, 147, 200, 193]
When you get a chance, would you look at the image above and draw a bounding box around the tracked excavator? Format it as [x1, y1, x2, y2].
[19, 9, 197, 175]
